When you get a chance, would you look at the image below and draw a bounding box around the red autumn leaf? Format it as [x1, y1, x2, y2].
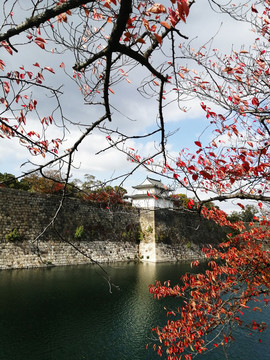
[147, 3, 167, 14]
[3, 81, 10, 94]
[37, 71, 44, 80]
[136, 37, 145, 44]
[200, 170, 213, 180]
[44, 66, 55, 73]
[237, 203, 245, 209]
[1, 41, 13, 55]
[253, 307, 262, 312]
[187, 199, 195, 209]
[251, 5, 258, 13]
[103, 1, 111, 10]
[26, 71, 33, 79]
[84, 7, 89, 17]
[160, 21, 170, 29]
[182, 0, 189, 17]
[35, 41, 45, 49]
[35, 37, 46, 43]
[178, 72, 185, 79]
[252, 97, 259, 106]
[223, 66, 233, 73]
[142, 18, 150, 31]
[0, 59, 5, 71]
[169, 8, 178, 27]
[258, 202, 263, 209]
[166, 163, 174, 171]
[154, 33, 163, 44]
[57, 12, 68, 22]
[177, 0, 189, 22]
[195, 141, 202, 147]
[243, 161, 250, 172]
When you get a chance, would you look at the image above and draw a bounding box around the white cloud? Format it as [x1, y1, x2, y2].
[67, 132, 134, 173]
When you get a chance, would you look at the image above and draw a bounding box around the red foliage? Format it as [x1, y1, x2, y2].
[149, 209, 270, 358]
[83, 187, 128, 207]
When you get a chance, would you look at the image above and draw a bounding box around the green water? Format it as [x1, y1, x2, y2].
[0, 262, 269, 360]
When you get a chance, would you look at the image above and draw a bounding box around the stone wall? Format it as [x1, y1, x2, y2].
[138, 208, 228, 262]
[0, 240, 138, 269]
[0, 188, 140, 269]
[0, 188, 227, 269]
[0, 187, 140, 244]
[154, 208, 228, 245]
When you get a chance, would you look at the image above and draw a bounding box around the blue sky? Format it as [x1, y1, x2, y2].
[0, 1, 257, 212]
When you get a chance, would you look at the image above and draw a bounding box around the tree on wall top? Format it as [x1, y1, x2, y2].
[0, 1, 269, 358]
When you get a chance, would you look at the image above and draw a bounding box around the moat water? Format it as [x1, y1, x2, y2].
[0, 262, 269, 360]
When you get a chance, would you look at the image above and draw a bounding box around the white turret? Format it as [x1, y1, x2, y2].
[130, 177, 173, 209]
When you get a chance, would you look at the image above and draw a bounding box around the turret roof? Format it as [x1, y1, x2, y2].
[132, 176, 171, 191]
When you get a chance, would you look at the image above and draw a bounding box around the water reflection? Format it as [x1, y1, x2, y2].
[0, 263, 269, 360]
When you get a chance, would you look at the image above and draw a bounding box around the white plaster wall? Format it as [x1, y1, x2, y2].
[132, 197, 173, 209]
[133, 198, 156, 208]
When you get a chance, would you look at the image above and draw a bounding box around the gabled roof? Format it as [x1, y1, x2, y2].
[130, 194, 164, 200]
[133, 176, 170, 191]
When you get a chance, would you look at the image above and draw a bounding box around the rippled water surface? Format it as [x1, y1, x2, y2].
[0, 262, 269, 360]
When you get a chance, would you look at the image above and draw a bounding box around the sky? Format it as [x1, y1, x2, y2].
[0, 0, 258, 212]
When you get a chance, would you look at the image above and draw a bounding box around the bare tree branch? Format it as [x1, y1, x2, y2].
[0, 0, 94, 42]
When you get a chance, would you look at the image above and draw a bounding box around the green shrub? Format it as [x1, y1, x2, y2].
[5, 228, 23, 242]
[139, 230, 144, 241]
[75, 225, 84, 239]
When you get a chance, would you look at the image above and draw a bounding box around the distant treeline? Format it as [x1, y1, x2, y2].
[0, 171, 128, 206]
